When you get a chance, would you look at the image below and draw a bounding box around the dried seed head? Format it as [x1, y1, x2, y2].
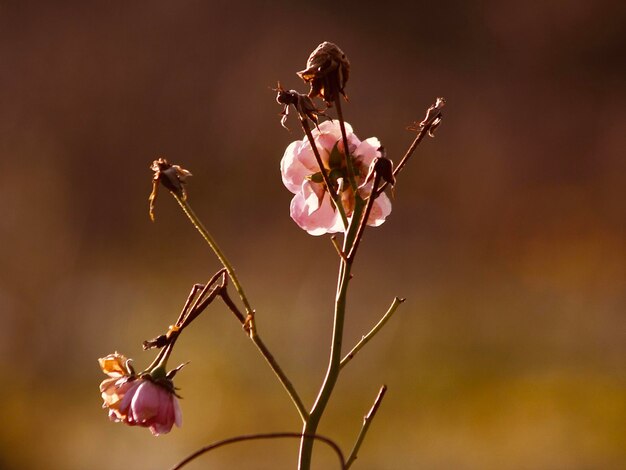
[274, 82, 326, 130]
[374, 155, 396, 187]
[297, 41, 350, 105]
[148, 158, 192, 221]
[408, 97, 446, 137]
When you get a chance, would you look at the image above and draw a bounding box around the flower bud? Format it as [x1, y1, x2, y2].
[148, 158, 192, 221]
[274, 83, 325, 130]
[297, 42, 350, 105]
[374, 155, 396, 187]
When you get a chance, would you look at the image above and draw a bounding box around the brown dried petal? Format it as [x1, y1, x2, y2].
[374, 156, 396, 186]
[297, 42, 350, 104]
[274, 83, 325, 129]
[99, 352, 132, 377]
[149, 158, 192, 221]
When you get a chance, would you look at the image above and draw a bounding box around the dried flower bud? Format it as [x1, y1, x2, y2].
[409, 97, 446, 137]
[274, 82, 326, 130]
[297, 42, 350, 105]
[374, 155, 396, 186]
[148, 158, 192, 221]
[99, 352, 135, 377]
[362, 150, 395, 189]
[142, 334, 168, 350]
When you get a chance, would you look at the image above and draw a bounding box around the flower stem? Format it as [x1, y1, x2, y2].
[172, 194, 253, 315]
[219, 287, 309, 423]
[334, 98, 358, 193]
[301, 119, 349, 229]
[298, 198, 365, 469]
[172, 193, 308, 423]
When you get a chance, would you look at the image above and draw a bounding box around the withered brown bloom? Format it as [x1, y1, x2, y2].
[274, 82, 326, 130]
[149, 158, 192, 221]
[373, 155, 396, 187]
[362, 149, 396, 189]
[297, 42, 350, 105]
[409, 97, 446, 137]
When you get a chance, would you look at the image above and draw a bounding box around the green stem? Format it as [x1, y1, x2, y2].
[173, 194, 253, 315]
[301, 120, 349, 229]
[340, 297, 405, 370]
[172, 193, 308, 423]
[298, 198, 365, 469]
[251, 332, 309, 423]
[334, 98, 358, 192]
[345, 385, 388, 468]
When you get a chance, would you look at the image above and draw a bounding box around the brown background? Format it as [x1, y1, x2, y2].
[0, 1, 624, 469]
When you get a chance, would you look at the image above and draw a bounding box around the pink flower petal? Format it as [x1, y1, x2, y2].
[290, 190, 342, 236]
[281, 140, 313, 194]
[173, 396, 183, 428]
[367, 192, 392, 227]
[129, 382, 161, 422]
[354, 137, 382, 173]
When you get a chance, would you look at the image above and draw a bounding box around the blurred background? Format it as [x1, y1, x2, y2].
[0, 1, 624, 469]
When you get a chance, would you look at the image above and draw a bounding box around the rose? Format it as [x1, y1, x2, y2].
[281, 120, 391, 235]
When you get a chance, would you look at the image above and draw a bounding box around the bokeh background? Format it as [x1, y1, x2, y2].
[1, 1, 624, 469]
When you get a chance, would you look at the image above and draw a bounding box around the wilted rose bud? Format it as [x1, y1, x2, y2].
[409, 97, 446, 137]
[362, 150, 395, 189]
[297, 42, 350, 105]
[98, 352, 184, 436]
[274, 82, 326, 130]
[373, 155, 396, 186]
[148, 158, 192, 221]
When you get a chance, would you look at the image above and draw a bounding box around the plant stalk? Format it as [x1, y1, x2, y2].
[298, 199, 365, 469]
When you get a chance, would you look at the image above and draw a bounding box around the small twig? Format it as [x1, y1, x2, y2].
[375, 97, 445, 197]
[346, 172, 382, 262]
[170, 432, 346, 470]
[175, 283, 205, 326]
[218, 284, 248, 325]
[330, 235, 347, 261]
[345, 385, 388, 468]
[340, 297, 405, 370]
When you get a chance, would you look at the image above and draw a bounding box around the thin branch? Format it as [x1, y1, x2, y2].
[173, 194, 254, 316]
[345, 385, 388, 468]
[340, 297, 405, 370]
[346, 172, 381, 262]
[334, 97, 358, 192]
[220, 286, 309, 423]
[178, 270, 227, 328]
[301, 119, 349, 228]
[330, 235, 347, 261]
[298, 202, 364, 469]
[170, 432, 346, 470]
[166, 193, 308, 422]
[375, 97, 445, 197]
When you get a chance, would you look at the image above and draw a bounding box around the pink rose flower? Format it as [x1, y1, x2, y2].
[121, 379, 182, 436]
[281, 120, 392, 235]
[99, 353, 182, 436]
